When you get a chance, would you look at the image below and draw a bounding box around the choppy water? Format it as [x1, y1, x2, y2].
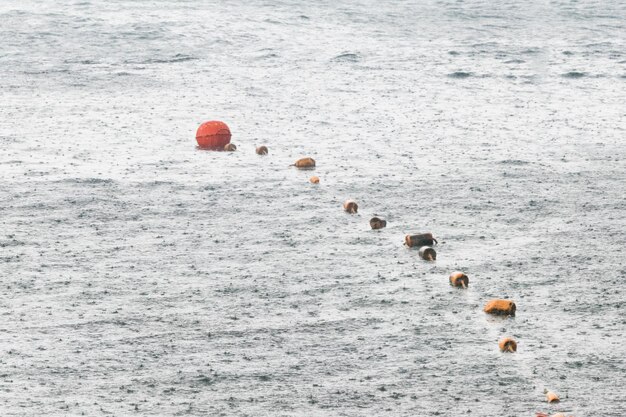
[1, 0, 626, 416]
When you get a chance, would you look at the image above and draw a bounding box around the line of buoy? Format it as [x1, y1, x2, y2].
[195, 121, 575, 415]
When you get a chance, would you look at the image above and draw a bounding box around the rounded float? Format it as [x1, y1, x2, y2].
[449, 271, 468, 288]
[483, 299, 516, 316]
[370, 217, 386, 230]
[498, 337, 517, 352]
[196, 121, 231, 149]
[343, 200, 358, 214]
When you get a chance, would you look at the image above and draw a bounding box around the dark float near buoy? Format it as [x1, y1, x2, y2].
[405, 233, 438, 247]
[224, 143, 237, 151]
[256, 146, 268, 155]
[419, 246, 436, 261]
[370, 217, 386, 230]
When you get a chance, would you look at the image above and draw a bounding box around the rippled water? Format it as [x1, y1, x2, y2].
[1, 0, 626, 416]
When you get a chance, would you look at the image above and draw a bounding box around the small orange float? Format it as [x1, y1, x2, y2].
[310, 176, 320, 184]
[483, 299, 516, 316]
[498, 337, 517, 352]
[293, 157, 316, 169]
[196, 121, 231, 149]
[343, 200, 358, 214]
[449, 271, 468, 288]
[546, 390, 560, 403]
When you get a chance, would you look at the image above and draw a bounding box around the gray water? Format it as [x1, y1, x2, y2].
[1, 0, 626, 416]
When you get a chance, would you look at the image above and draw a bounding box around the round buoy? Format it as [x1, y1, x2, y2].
[498, 337, 517, 352]
[196, 121, 231, 149]
[370, 217, 386, 230]
[483, 299, 516, 316]
[343, 200, 358, 214]
[256, 146, 268, 155]
[224, 143, 237, 152]
[419, 246, 436, 261]
[449, 271, 468, 288]
[310, 176, 320, 184]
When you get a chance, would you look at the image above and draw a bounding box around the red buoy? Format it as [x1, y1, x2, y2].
[196, 121, 231, 149]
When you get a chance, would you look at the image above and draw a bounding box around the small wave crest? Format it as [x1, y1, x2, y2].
[447, 71, 472, 79]
[562, 71, 586, 78]
[331, 52, 360, 63]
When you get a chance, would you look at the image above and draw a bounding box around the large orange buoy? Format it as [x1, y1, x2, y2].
[196, 121, 231, 149]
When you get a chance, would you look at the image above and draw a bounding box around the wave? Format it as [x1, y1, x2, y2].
[447, 71, 472, 78]
[145, 54, 197, 64]
[499, 159, 530, 165]
[331, 52, 360, 63]
[562, 71, 586, 78]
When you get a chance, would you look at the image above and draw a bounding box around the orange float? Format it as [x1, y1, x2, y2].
[196, 121, 231, 149]
[449, 271, 468, 288]
[546, 390, 560, 403]
[310, 176, 320, 184]
[483, 299, 516, 316]
[498, 337, 517, 352]
[343, 200, 358, 214]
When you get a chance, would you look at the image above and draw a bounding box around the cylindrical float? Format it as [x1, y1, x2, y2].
[256, 146, 268, 155]
[405, 233, 438, 247]
[310, 176, 320, 184]
[419, 246, 436, 261]
[293, 157, 316, 169]
[483, 299, 516, 316]
[196, 121, 231, 149]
